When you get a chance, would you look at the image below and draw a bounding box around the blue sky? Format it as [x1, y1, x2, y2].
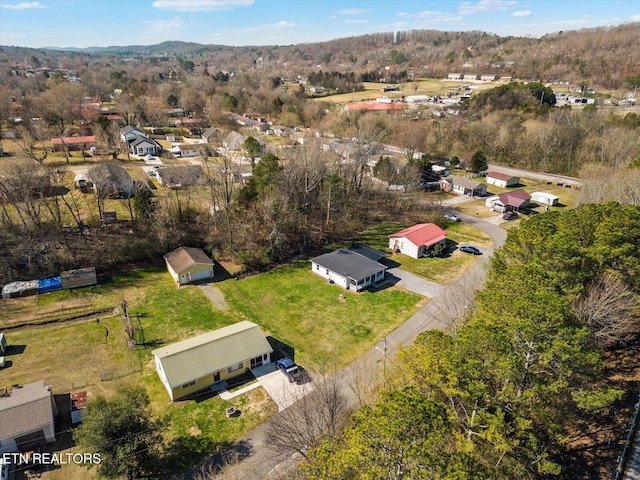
[1, 0, 639, 49]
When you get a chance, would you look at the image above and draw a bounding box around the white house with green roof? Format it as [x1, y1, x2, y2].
[152, 321, 273, 402]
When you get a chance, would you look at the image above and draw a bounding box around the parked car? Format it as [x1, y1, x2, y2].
[502, 211, 519, 220]
[276, 357, 301, 383]
[444, 213, 461, 222]
[459, 245, 482, 255]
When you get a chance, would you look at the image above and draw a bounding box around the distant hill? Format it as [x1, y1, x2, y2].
[1, 23, 639, 89]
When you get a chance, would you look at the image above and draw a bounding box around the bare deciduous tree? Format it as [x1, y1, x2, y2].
[572, 272, 640, 347]
[264, 371, 348, 462]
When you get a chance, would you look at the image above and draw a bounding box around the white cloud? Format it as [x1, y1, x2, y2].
[458, 0, 516, 16]
[396, 12, 408, 17]
[335, 8, 373, 16]
[344, 19, 369, 24]
[212, 20, 296, 36]
[328, 15, 337, 20]
[142, 16, 186, 34]
[152, 0, 254, 12]
[0, 2, 46, 9]
[631, 14, 640, 21]
[513, 10, 532, 17]
[384, 10, 462, 28]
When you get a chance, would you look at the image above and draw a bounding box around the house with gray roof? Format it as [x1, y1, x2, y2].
[310, 248, 386, 292]
[152, 321, 273, 401]
[130, 136, 160, 156]
[0, 380, 58, 453]
[439, 175, 487, 196]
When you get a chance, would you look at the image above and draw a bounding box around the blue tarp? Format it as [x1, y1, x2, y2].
[38, 276, 62, 294]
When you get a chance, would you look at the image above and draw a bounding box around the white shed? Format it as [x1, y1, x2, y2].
[531, 192, 559, 206]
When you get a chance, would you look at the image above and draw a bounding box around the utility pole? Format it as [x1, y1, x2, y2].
[375, 338, 388, 377]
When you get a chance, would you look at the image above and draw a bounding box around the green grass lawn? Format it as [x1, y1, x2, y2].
[217, 259, 423, 369]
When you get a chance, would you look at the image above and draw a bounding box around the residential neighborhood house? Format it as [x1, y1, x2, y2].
[439, 175, 487, 196]
[120, 125, 160, 156]
[310, 248, 386, 292]
[164, 246, 215, 286]
[389, 223, 447, 259]
[152, 321, 273, 401]
[201, 126, 222, 144]
[486, 172, 520, 188]
[485, 189, 532, 212]
[49, 135, 96, 152]
[0, 380, 58, 453]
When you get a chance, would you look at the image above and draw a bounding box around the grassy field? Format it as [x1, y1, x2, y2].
[316, 79, 498, 104]
[217, 259, 423, 369]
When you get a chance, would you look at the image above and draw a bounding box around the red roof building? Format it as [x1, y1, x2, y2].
[344, 103, 404, 112]
[497, 189, 531, 209]
[389, 223, 447, 258]
[49, 136, 96, 151]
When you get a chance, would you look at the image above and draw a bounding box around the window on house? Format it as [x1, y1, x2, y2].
[181, 380, 196, 389]
[227, 362, 243, 374]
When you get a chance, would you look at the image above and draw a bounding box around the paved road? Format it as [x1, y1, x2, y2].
[486, 163, 583, 188]
[186, 214, 507, 479]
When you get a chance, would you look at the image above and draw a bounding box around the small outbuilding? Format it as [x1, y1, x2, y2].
[531, 191, 560, 207]
[60, 267, 97, 290]
[164, 247, 215, 286]
[70, 391, 87, 424]
[486, 172, 519, 188]
[152, 321, 273, 401]
[2, 280, 39, 299]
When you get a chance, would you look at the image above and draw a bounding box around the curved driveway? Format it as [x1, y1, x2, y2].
[189, 213, 507, 479]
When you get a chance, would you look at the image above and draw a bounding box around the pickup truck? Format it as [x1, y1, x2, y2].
[276, 357, 301, 383]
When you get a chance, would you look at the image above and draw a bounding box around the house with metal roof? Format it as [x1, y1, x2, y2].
[0, 380, 58, 453]
[151, 321, 273, 401]
[486, 171, 520, 188]
[310, 248, 386, 292]
[163, 246, 215, 286]
[389, 223, 448, 259]
[439, 175, 487, 196]
[485, 189, 532, 212]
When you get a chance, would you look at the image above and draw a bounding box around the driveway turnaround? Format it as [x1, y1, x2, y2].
[251, 363, 314, 411]
[386, 267, 443, 297]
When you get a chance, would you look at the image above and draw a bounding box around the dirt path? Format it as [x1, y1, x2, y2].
[198, 284, 229, 310]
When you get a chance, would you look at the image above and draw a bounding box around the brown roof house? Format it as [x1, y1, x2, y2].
[485, 189, 531, 212]
[0, 381, 58, 453]
[486, 172, 519, 188]
[152, 321, 273, 401]
[164, 247, 215, 286]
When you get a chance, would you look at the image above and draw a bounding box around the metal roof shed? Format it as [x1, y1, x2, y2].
[60, 267, 97, 290]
